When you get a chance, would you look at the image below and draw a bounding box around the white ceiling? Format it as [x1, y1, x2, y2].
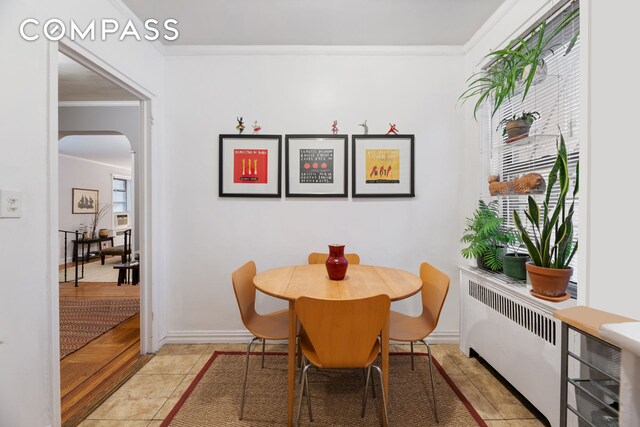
[58, 53, 139, 101]
[122, 0, 505, 46]
[59, 135, 132, 170]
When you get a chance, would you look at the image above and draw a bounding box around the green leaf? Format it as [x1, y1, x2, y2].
[527, 196, 540, 230]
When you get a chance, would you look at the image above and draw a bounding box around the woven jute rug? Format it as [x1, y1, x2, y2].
[161, 352, 487, 426]
[59, 297, 139, 359]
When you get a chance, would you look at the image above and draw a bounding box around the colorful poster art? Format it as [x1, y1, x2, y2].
[233, 149, 268, 184]
[365, 149, 400, 184]
[299, 148, 334, 184]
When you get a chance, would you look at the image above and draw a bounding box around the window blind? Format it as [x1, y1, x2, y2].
[481, 2, 580, 285]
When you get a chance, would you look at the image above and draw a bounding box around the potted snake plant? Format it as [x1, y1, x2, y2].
[513, 133, 578, 300]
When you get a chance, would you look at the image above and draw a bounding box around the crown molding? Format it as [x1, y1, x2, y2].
[58, 100, 140, 108]
[164, 44, 464, 57]
[58, 153, 132, 171]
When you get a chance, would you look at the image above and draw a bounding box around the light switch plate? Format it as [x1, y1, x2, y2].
[0, 190, 22, 218]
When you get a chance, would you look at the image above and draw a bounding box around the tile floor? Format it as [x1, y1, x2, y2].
[80, 343, 546, 426]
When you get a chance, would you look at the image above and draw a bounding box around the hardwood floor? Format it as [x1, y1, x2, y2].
[59, 282, 146, 427]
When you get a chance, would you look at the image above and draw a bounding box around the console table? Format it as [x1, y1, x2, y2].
[72, 236, 114, 262]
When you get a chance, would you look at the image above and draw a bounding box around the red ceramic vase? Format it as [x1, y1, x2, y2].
[325, 244, 348, 280]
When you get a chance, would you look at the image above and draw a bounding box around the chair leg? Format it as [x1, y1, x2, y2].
[372, 365, 389, 427]
[361, 365, 372, 417]
[422, 339, 439, 423]
[296, 363, 313, 425]
[239, 336, 260, 420]
[370, 367, 377, 398]
[411, 341, 415, 370]
[261, 339, 266, 368]
[296, 336, 302, 368]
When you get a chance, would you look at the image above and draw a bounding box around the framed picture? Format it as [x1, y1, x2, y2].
[285, 134, 348, 197]
[219, 134, 282, 197]
[352, 135, 415, 197]
[72, 188, 99, 214]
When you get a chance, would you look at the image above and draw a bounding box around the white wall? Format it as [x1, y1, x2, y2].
[0, 1, 165, 426]
[162, 50, 466, 341]
[58, 154, 131, 262]
[584, 0, 640, 319]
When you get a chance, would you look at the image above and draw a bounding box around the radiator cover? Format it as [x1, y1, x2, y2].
[460, 267, 575, 427]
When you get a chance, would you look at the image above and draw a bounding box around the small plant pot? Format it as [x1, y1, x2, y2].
[502, 253, 529, 280]
[526, 262, 573, 300]
[505, 119, 532, 142]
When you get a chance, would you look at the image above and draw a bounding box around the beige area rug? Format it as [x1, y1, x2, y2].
[59, 256, 122, 283]
[161, 352, 487, 426]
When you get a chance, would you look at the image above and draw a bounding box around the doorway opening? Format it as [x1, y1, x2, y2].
[54, 47, 153, 426]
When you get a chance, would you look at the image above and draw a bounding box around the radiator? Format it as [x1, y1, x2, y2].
[460, 267, 575, 427]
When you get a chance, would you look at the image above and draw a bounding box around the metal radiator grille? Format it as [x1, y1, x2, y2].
[468, 280, 556, 345]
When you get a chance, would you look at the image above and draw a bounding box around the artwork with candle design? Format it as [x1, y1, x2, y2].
[365, 149, 400, 184]
[234, 149, 268, 183]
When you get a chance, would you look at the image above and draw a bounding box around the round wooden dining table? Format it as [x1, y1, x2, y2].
[253, 263, 423, 426]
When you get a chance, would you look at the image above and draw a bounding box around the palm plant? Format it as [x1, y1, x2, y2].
[461, 200, 516, 271]
[513, 133, 578, 268]
[459, 8, 579, 120]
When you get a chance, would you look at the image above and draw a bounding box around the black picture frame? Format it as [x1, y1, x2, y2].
[352, 134, 415, 198]
[285, 134, 348, 197]
[219, 134, 282, 198]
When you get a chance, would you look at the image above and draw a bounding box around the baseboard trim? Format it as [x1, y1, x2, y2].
[161, 330, 460, 345]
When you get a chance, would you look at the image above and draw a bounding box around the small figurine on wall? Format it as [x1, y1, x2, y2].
[358, 120, 369, 135]
[236, 116, 245, 134]
[386, 123, 399, 135]
[331, 120, 339, 134]
[252, 120, 262, 134]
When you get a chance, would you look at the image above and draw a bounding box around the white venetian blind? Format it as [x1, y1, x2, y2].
[481, 1, 580, 285]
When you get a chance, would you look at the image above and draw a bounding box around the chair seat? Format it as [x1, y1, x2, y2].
[245, 308, 291, 341]
[299, 330, 380, 369]
[389, 310, 436, 342]
[101, 245, 131, 256]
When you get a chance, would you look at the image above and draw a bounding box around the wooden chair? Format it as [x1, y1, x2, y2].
[389, 262, 450, 422]
[295, 295, 390, 426]
[307, 252, 361, 265]
[112, 229, 139, 286]
[232, 261, 291, 420]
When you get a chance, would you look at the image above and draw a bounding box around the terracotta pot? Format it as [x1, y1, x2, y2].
[505, 119, 532, 142]
[325, 244, 348, 281]
[98, 228, 109, 238]
[526, 262, 573, 298]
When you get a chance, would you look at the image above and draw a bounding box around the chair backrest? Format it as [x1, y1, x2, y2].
[295, 294, 390, 369]
[123, 228, 132, 262]
[232, 261, 258, 329]
[419, 262, 450, 331]
[307, 252, 361, 265]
